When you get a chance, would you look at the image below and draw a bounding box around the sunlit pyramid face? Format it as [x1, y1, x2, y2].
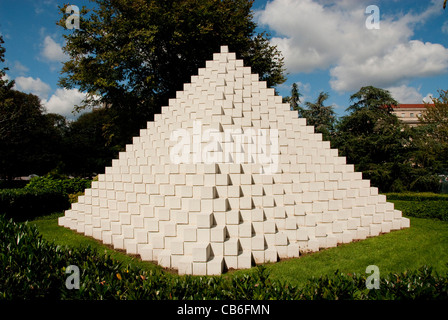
[59, 45, 410, 275]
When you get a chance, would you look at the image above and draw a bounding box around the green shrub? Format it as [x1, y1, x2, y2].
[1, 215, 447, 300]
[391, 200, 448, 222]
[0, 189, 70, 222]
[385, 192, 448, 201]
[0, 176, 91, 221]
[25, 176, 91, 196]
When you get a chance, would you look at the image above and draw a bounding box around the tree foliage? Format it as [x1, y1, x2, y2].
[0, 90, 63, 180]
[331, 86, 434, 192]
[0, 38, 64, 180]
[347, 86, 398, 113]
[412, 90, 448, 176]
[302, 92, 335, 141]
[62, 108, 118, 177]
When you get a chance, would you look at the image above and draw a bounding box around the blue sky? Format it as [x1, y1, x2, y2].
[1, 0, 448, 120]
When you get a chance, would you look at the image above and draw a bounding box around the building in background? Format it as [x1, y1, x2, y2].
[391, 104, 433, 127]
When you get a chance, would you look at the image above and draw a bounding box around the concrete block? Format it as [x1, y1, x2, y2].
[239, 197, 253, 210]
[224, 238, 240, 256]
[124, 239, 138, 254]
[192, 243, 211, 262]
[252, 235, 266, 251]
[139, 244, 153, 261]
[264, 248, 278, 262]
[237, 252, 253, 269]
[356, 227, 369, 240]
[274, 207, 286, 219]
[275, 232, 288, 246]
[158, 250, 171, 268]
[369, 224, 382, 236]
[226, 210, 241, 225]
[401, 217, 410, 229]
[264, 220, 277, 234]
[170, 240, 184, 255]
[197, 212, 213, 228]
[207, 256, 225, 275]
[178, 257, 193, 275]
[211, 225, 226, 242]
[287, 243, 300, 258]
[162, 222, 177, 237]
[224, 256, 238, 270]
[252, 208, 264, 222]
[136, 229, 148, 243]
[228, 185, 241, 198]
[214, 198, 228, 212]
[239, 223, 253, 238]
[183, 226, 197, 242]
[200, 186, 217, 199]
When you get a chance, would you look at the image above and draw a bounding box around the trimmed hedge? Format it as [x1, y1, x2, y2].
[385, 192, 448, 201]
[391, 200, 448, 222]
[24, 176, 91, 196]
[0, 189, 70, 222]
[385, 193, 448, 222]
[1, 215, 447, 300]
[0, 176, 91, 221]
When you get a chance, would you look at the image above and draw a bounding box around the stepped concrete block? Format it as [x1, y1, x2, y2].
[124, 239, 138, 254]
[211, 225, 226, 243]
[224, 238, 240, 256]
[58, 45, 409, 276]
[207, 256, 225, 275]
[197, 213, 214, 229]
[264, 248, 278, 263]
[237, 252, 253, 269]
[158, 250, 172, 268]
[139, 244, 153, 261]
[178, 257, 193, 275]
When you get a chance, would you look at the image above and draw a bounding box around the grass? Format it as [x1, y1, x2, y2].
[29, 210, 448, 288]
[29, 213, 165, 275]
[262, 217, 448, 286]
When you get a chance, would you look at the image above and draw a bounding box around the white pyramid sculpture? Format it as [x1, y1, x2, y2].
[59, 46, 410, 275]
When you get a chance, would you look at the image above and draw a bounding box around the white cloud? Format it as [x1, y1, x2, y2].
[331, 41, 448, 92]
[13, 61, 29, 75]
[257, 0, 448, 93]
[442, 21, 448, 34]
[41, 35, 67, 63]
[14, 76, 51, 100]
[42, 88, 88, 120]
[423, 93, 434, 103]
[387, 85, 424, 104]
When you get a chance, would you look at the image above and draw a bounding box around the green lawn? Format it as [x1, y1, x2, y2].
[29, 213, 165, 274]
[29, 211, 448, 288]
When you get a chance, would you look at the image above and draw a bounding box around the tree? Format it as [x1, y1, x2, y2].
[63, 109, 119, 178]
[0, 36, 64, 179]
[0, 90, 63, 179]
[347, 86, 398, 113]
[419, 89, 448, 144]
[333, 86, 416, 192]
[302, 92, 336, 141]
[335, 107, 414, 192]
[288, 82, 304, 116]
[57, 0, 286, 147]
[413, 89, 448, 175]
[0, 35, 14, 90]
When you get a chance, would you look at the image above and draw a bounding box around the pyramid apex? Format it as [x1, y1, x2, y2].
[220, 45, 229, 53]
